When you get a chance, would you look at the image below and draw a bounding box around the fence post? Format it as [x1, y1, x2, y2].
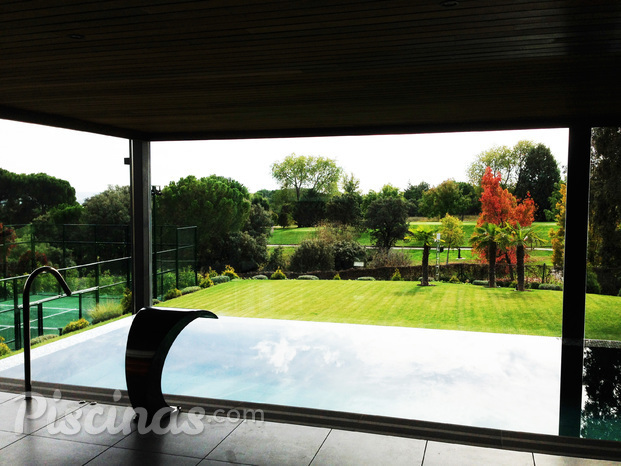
[79, 293, 83, 320]
[194, 226, 198, 286]
[13, 278, 21, 350]
[37, 303, 43, 338]
[95, 263, 100, 305]
[175, 228, 180, 290]
[542, 263, 547, 283]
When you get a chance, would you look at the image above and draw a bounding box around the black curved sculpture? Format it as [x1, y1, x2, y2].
[125, 306, 217, 421]
[23, 266, 72, 399]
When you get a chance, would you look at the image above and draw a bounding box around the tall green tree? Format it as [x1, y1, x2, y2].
[364, 197, 409, 250]
[514, 143, 560, 221]
[403, 181, 430, 216]
[419, 179, 465, 219]
[271, 153, 343, 201]
[158, 175, 251, 266]
[82, 185, 131, 225]
[589, 127, 621, 272]
[0, 168, 76, 224]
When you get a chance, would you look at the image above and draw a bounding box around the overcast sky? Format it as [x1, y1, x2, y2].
[0, 119, 569, 203]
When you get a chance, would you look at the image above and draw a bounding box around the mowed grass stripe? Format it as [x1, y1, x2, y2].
[165, 281, 621, 340]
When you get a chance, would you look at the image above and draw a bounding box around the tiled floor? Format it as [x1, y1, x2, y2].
[0, 390, 619, 465]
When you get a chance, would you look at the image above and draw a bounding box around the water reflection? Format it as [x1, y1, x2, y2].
[0, 316, 562, 434]
[582, 342, 621, 441]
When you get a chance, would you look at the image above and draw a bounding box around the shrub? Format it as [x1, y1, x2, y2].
[265, 246, 287, 272]
[88, 301, 123, 324]
[181, 286, 201, 295]
[449, 274, 461, 284]
[289, 239, 334, 272]
[270, 268, 287, 280]
[333, 240, 366, 270]
[0, 336, 10, 356]
[333, 273, 341, 280]
[30, 334, 57, 346]
[368, 249, 412, 268]
[199, 275, 214, 288]
[222, 265, 240, 280]
[212, 275, 231, 285]
[62, 318, 90, 335]
[539, 283, 563, 291]
[205, 267, 218, 278]
[121, 288, 132, 314]
[357, 276, 376, 281]
[473, 280, 488, 286]
[531, 282, 540, 290]
[252, 274, 268, 280]
[586, 270, 601, 294]
[164, 288, 182, 300]
[391, 268, 403, 281]
[298, 275, 319, 280]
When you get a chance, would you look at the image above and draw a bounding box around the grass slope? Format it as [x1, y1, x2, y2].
[166, 280, 621, 340]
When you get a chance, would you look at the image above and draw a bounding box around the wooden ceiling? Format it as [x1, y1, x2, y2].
[1, 1, 620, 141]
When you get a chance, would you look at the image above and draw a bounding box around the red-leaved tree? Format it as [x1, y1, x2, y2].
[476, 167, 535, 265]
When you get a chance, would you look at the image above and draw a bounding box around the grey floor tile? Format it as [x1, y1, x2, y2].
[0, 429, 25, 449]
[0, 391, 20, 403]
[0, 435, 107, 465]
[0, 393, 81, 434]
[208, 420, 330, 466]
[85, 446, 201, 466]
[534, 453, 621, 465]
[311, 429, 426, 466]
[198, 460, 254, 466]
[423, 441, 534, 466]
[32, 401, 136, 446]
[115, 412, 240, 458]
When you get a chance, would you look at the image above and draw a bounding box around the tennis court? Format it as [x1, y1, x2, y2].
[0, 292, 120, 348]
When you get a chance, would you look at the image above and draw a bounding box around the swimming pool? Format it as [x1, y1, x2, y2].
[0, 315, 561, 435]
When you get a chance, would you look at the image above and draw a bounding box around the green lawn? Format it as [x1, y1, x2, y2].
[165, 280, 621, 340]
[270, 221, 556, 248]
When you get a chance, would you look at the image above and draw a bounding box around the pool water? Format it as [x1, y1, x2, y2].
[0, 315, 562, 435]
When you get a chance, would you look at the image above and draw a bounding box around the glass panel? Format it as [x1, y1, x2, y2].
[582, 127, 621, 440]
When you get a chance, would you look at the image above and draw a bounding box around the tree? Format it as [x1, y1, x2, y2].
[0, 168, 77, 225]
[325, 193, 362, 226]
[549, 182, 566, 269]
[475, 167, 535, 267]
[364, 197, 409, 250]
[470, 223, 504, 287]
[158, 175, 251, 266]
[514, 143, 561, 221]
[589, 127, 621, 271]
[467, 144, 523, 191]
[244, 203, 273, 239]
[341, 172, 361, 195]
[410, 226, 437, 286]
[506, 224, 543, 291]
[440, 214, 465, 265]
[271, 154, 343, 201]
[419, 179, 464, 219]
[293, 189, 327, 227]
[403, 181, 430, 216]
[82, 185, 131, 225]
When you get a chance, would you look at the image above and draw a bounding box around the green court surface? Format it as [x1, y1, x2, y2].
[0, 293, 119, 348]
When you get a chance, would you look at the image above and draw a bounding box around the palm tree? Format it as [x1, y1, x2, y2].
[470, 223, 504, 288]
[505, 223, 544, 291]
[410, 226, 437, 286]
